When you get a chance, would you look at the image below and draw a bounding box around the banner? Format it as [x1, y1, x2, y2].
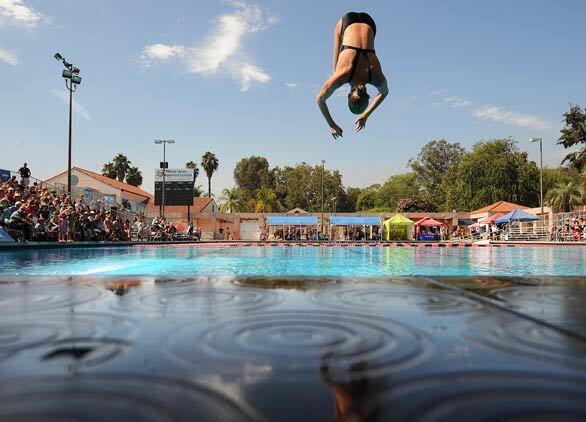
[154, 168, 194, 182]
[0, 169, 11, 182]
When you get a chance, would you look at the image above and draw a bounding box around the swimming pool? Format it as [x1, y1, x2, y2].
[1, 245, 585, 276]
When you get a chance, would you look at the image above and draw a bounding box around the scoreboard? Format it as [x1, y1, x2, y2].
[154, 168, 194, 206]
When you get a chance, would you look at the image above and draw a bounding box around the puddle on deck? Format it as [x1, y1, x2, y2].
[0, 276, 585, 421]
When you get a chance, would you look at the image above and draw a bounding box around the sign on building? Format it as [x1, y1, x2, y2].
[154, 168, 194, 206]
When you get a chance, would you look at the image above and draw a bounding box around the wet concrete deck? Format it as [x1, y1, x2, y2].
[0, 276, 585, 421]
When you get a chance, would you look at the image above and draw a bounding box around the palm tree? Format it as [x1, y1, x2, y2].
[112, 154, 131, 182]
[125, 166, 143, 187]
[255, 188, 279, 213]
[201, 152, 219, 197]
[220, 188, 242, 213]
[193, 184, 204, 198]
[102, 162, 116, 179]
[546, 181, 582, 212]
[185, 161, 200, 182]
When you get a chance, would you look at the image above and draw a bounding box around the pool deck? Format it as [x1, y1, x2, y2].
[1, 275, 585, 421]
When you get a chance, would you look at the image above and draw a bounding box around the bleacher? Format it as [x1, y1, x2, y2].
[505, 225, 549, 241]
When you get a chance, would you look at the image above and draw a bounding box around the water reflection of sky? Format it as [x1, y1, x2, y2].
[0, 246, 585, 276]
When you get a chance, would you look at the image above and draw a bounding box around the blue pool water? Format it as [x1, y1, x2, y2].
[0, 245, 585, 276]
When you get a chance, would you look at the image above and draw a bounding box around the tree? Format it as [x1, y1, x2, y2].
[375, 173, 423, 211]
[557, 105, 586, 172]
[255, 188, 280, 213]
[442, 139, 540, 211]
[234, 156, 274, 199]
[272, 163, 347, 212]
[396, 197, 434, 212]
[546, 182, 582, 212]
[219, 188, 242, 213]
[409, 140, 466, 209]
[356, 188, 378, 211]
[185, 161, 200, 182]
[125, 166, 143, 187]
[102, 162, 116, 179]
[112, 154, 131, 182]
[201, 152, 219, 198]
[193, 185, 203, 198]
[343, 187, 362, 212]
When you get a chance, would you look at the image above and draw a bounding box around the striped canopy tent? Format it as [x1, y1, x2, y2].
[383, 214, 414, 240]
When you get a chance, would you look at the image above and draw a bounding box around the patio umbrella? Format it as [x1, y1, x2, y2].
[495, 209, 539, 224]
[478, 213, 505, 224]
[415, 217, 444, 227]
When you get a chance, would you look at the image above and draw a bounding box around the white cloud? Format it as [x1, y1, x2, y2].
[432, 95, 472, 108]
[142, 43, 185, 62]
[0, 46, 17, 65]
[140, 1, 273, 91]
[0, 0, 45, 28]
[473, 105, 553, 131]
[239, 63, 270, 91]
[285, 82, 299, 88]
[51, 89, 93, 121]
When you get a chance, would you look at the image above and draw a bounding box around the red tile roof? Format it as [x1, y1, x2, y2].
[471, 201, 527, 214]
[45, 167, 152, 198]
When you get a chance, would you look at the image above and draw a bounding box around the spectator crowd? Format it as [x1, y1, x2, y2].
[1, 164, 203, 243]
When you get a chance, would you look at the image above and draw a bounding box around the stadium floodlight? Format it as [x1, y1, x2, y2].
[54, 53, 82, 194]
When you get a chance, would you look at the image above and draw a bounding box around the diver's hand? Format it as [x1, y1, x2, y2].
[354, 114, 368, 132]
[330, 124, 343, 140]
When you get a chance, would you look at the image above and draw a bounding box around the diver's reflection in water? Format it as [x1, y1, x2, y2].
[319, 361, 386, 422]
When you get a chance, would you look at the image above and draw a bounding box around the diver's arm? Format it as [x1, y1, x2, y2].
[317, 73, 346, 139]
[333, 20, 342, 73]
[354, 78, 389, 132]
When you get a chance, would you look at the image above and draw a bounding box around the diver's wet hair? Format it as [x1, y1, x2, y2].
[348, 84, 370, 115]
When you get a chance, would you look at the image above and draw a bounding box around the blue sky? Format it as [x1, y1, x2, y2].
[1, 0, 585, 197]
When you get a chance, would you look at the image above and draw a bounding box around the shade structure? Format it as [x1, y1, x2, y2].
[383, 214, 414, 240]
[495, 209, 538, 224]
[330, 216, 381, 226]
[415, 217, 444, 227]
[478, 213, 505, 224]
[266, 215, 318, 226]
[384, 214, 414, 226]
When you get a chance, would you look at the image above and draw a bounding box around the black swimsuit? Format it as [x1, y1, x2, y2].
[339, 12, 377, 83]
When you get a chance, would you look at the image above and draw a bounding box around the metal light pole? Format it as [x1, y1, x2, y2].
[154, 139, 175, 219]
[321, 160, 325, 238]
[54, 53, 82, 195]
[529, 137, 544, 217]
